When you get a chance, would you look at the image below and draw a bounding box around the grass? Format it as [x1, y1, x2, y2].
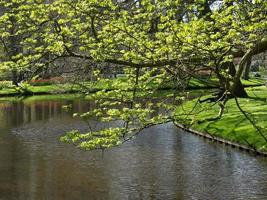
[0, 76, 264, 97]
[175, 86, 267, 152]
[0, 83, 79, 96]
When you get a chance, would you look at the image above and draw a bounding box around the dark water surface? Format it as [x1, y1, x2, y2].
[0, 96, 267, 200]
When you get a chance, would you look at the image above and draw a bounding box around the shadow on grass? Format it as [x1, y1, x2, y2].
[200, 115, 267, 149]
[247, 96, 267, 103]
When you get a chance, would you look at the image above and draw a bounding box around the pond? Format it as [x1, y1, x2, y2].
[0, 95, 267, 200]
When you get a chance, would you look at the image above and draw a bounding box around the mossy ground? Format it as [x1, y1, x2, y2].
[176, 86, 267, 151]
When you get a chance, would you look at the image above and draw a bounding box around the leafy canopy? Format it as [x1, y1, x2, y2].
[0, 0, 266, 150]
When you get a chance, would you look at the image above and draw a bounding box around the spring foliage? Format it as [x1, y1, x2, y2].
[0, 0, 266, 149]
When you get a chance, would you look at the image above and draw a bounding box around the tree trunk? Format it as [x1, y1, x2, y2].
[231, 79, 248, 97]
[231, 48, 255, 98]
[243, 57, 251, 80]
[12, 70, 19, 86]
[223, 61, 248, 98]
[11, 70, 24, 86]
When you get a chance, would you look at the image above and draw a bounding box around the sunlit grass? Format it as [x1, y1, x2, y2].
[176, 86, 267, 151]
[0, 77, 264, 97]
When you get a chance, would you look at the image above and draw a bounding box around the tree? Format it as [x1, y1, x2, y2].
[0, 0, 266, 149]
[0, 1, 24, 85]
[243, 57, 251, 80]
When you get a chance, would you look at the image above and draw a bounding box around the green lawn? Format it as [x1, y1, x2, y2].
[0, 77, 264, 97]
[175, 86, 267, 152]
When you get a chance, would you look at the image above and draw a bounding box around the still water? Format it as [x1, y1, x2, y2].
[0, 96, 267, 200]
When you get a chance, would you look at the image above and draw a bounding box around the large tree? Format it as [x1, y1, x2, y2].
[0, 0, 266, 149]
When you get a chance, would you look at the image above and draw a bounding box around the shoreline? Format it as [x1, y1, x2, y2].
[175, 85, 267, 157]
[174, 122, 267, 157]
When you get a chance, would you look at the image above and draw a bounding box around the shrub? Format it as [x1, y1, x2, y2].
[251, 62, 260, 72]
[16, 82, 33, 95]
[30, 80, 52, 86]
[29, 77, 65, 86]
[0, 81, 14, 90]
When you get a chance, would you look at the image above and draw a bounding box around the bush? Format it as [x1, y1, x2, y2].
[251, 62, 260, 72]
[0, 81, 14, 90]
[16, 82, 33, 95]
[252, 72, 261, 78]
[30, 80, 52, 86]
[29, 77, 65, 86]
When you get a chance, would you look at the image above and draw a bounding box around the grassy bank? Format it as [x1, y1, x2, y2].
[176, 86, 267, 152]
[0, 77, 264, 97]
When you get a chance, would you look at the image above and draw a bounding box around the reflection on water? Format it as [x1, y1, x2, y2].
[0, 97, 267, 200]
